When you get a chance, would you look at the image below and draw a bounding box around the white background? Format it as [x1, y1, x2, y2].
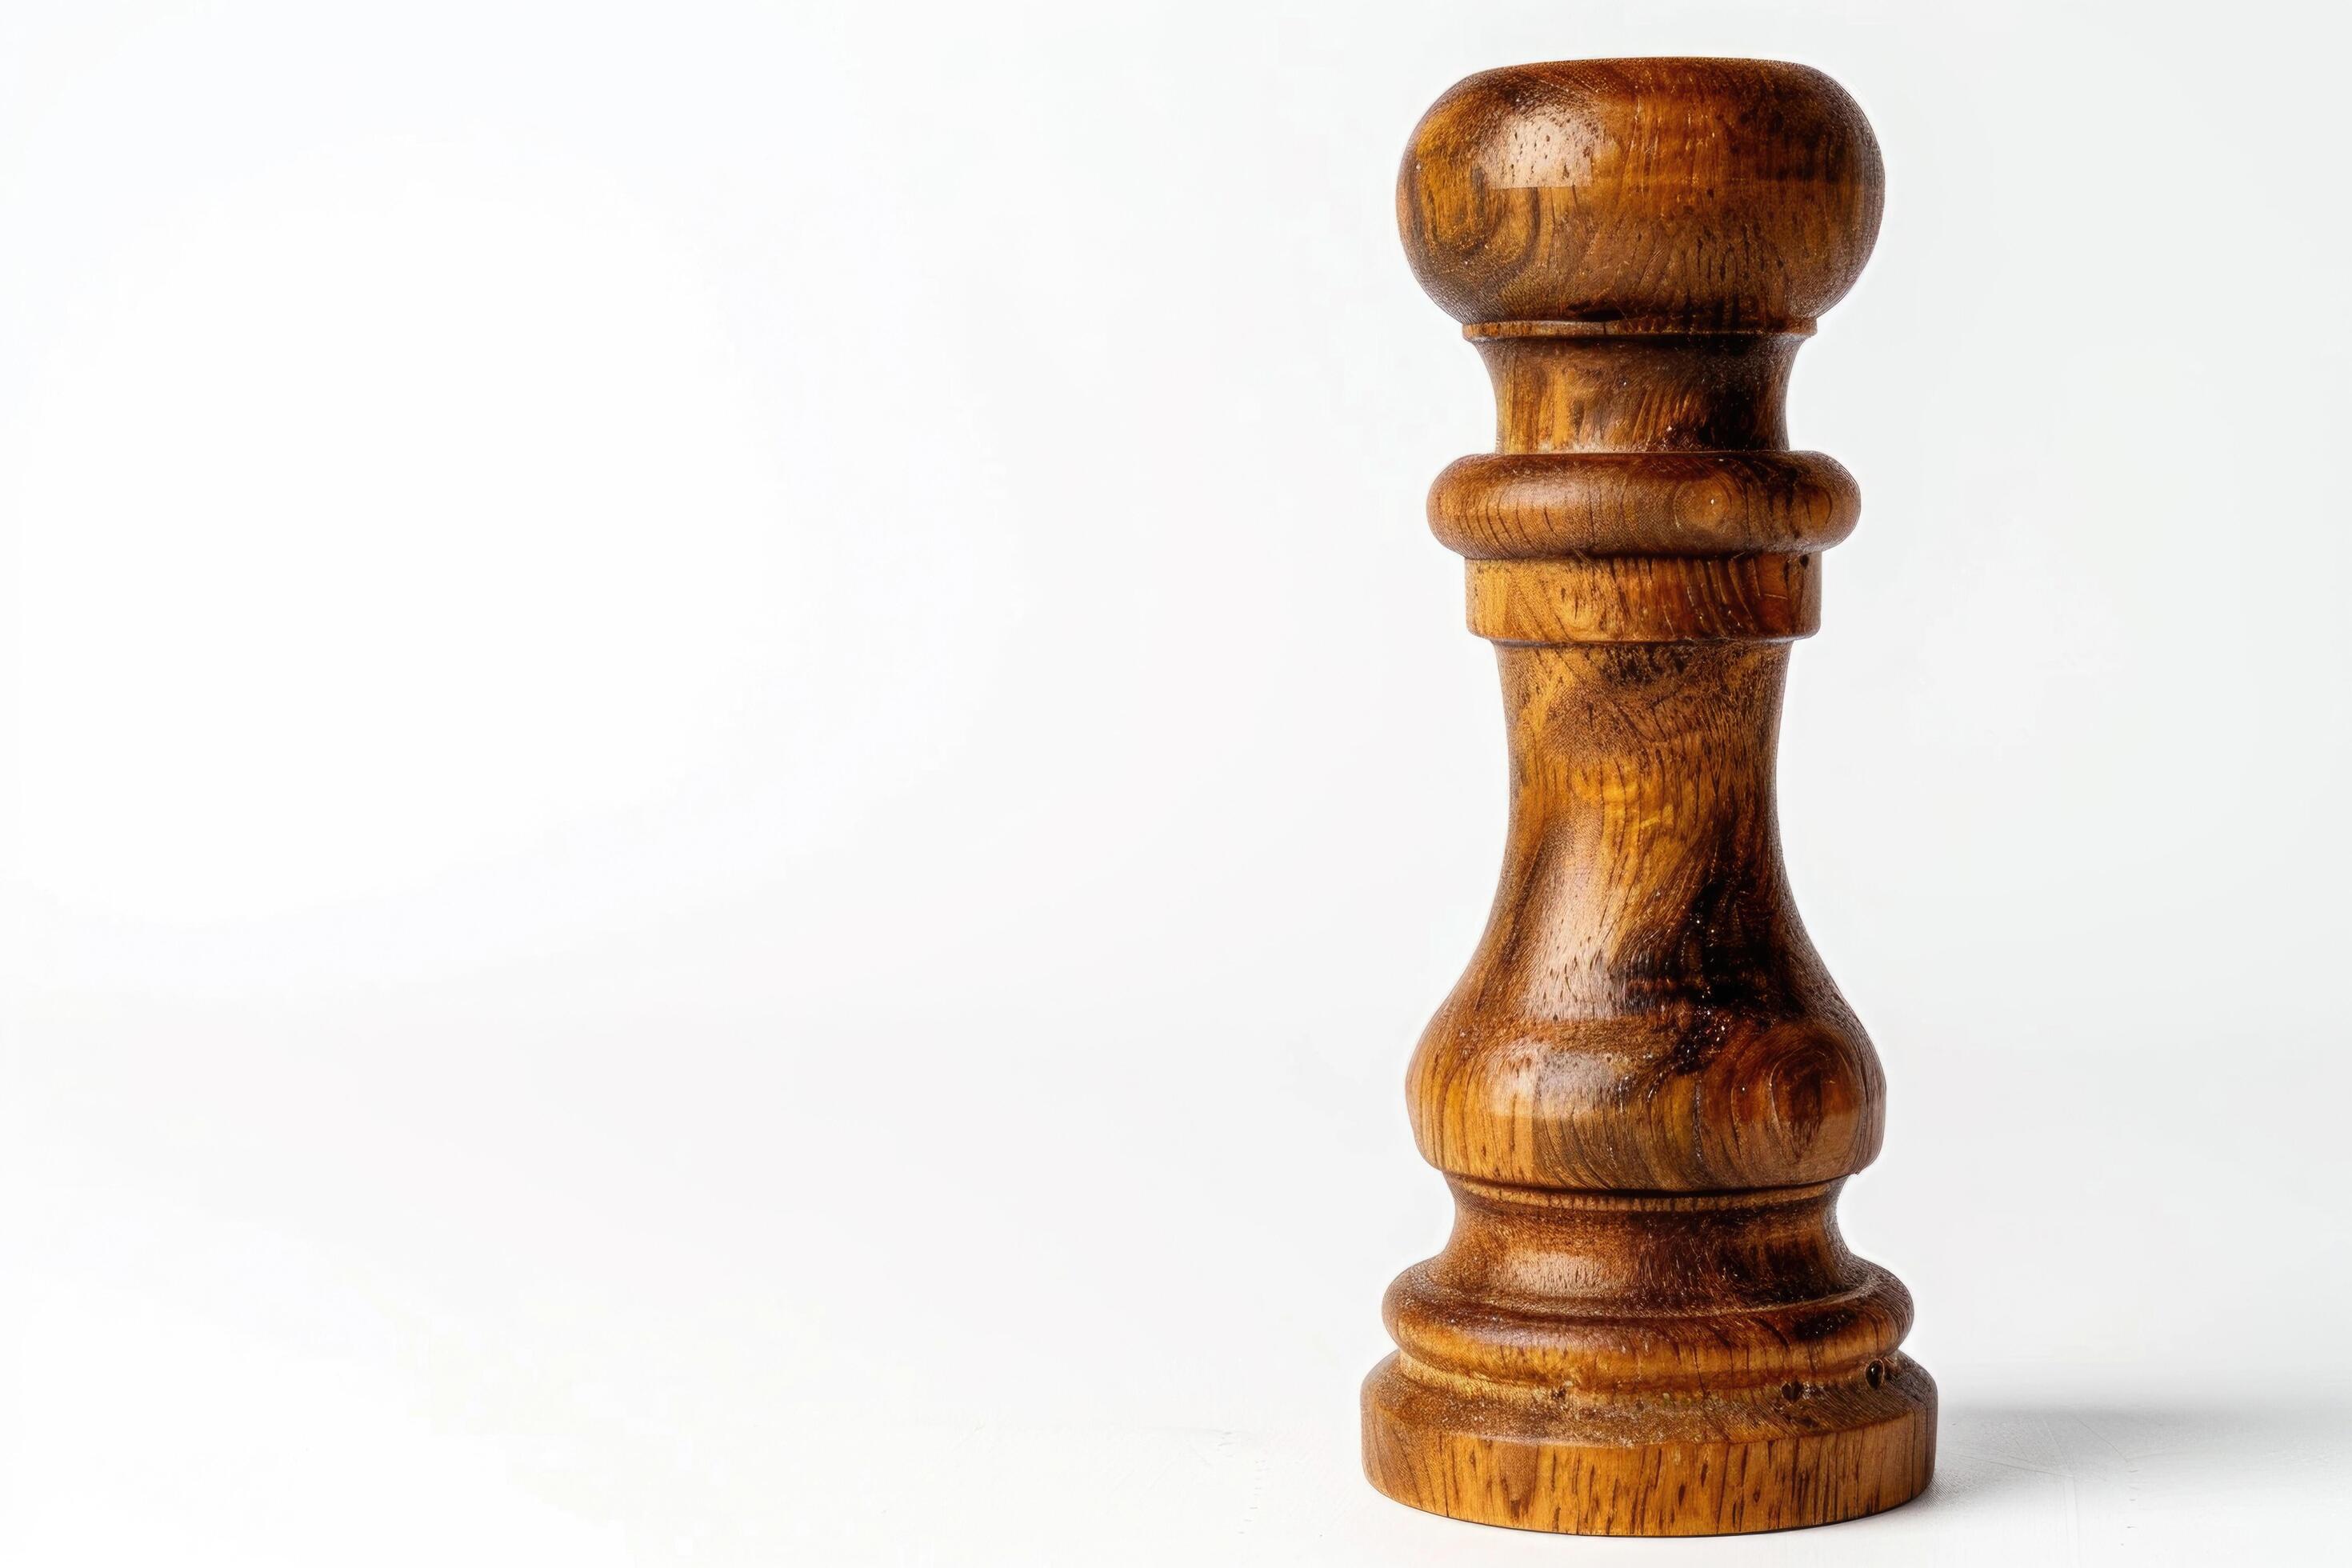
[2, 1, 2346, 1562]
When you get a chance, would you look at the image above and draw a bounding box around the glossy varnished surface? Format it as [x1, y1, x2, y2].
[1363, 58, 1933, 1534]
[1398, 58, 1883, 332]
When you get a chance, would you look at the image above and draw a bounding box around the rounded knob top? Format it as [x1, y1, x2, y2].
[1398, 58, 1883, 331]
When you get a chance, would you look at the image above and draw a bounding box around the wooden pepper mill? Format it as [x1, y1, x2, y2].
[1361, 58, 1934, 1534]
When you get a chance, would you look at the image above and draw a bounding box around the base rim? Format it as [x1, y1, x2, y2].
[1361, 1354, 1937, 1536]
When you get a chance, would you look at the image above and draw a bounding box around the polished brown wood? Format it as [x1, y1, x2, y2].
[1362, 58, 1934, 1535]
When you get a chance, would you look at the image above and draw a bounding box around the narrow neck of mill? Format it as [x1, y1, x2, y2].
[1471, 329, 1806, 454]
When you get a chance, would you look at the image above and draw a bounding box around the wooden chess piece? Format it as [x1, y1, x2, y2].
[1361, 58, 1935, 1534]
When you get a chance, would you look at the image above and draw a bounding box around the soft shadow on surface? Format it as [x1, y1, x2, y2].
[1930, 1398, 2352, 1510]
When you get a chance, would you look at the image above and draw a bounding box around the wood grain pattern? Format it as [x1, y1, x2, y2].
[1363, 57, 1934, 1535]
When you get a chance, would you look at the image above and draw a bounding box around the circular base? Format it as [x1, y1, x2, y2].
[1362, 1354, 1936, 1536]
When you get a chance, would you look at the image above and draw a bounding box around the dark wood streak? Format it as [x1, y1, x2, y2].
[1362, 57, 1936, 1536]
